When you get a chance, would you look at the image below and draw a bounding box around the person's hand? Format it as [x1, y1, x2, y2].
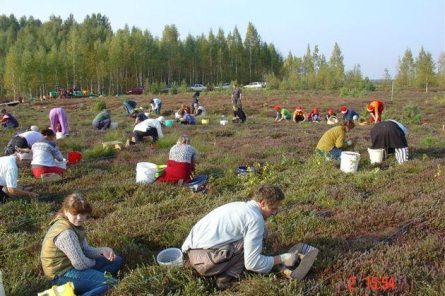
[279, 253, 298, 266]
[101, 247, 117, 261]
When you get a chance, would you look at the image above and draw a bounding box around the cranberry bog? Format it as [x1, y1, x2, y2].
[0, 89, 444, 295]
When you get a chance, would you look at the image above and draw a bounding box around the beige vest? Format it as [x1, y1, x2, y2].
[41, 215, 86, 279]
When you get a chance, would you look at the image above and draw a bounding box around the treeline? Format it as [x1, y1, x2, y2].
[0, 14, 282, 98]
[0, 13, 444, 99]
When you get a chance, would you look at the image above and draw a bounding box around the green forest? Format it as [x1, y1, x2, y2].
[0, 13, 444, 99]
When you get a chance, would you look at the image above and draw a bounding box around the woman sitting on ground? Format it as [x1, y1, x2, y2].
[175, 105, 191, 121]
[307, 108, 320, 122]
[41, 193, 123, 296]
[315, 120, 355, 160]
[325, 109, 337, 121]
[157, 134, 198, 184]
[31, 129, 65, 178]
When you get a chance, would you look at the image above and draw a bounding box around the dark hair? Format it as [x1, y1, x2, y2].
[59, 192, 93, 216]
[342, 120, 355, 129]
[254, 183, 285, 205]
[193, 92, 200, 97]
[41, 129, 55, 137]
[0, 109, 6, 114]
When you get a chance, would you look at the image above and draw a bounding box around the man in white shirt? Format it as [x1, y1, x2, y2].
[182, 184, 297, 290]
[0, 154, 39, 202]
[126, 117, 164, 147]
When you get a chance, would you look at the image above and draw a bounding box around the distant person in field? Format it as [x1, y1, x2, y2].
[182, 184, 298, 291]
[0, 152, 39, 203]
[31, 129, 65, 178]
[1, 109, 19, 128]
[340, 107, 359, 121]
[367, 100, 384, 124]
[293, 106, 307, 123]
[175, 105, 191, 121]
[131, 109, 148, 126]
[49, 107, 69, 135]
[232, 84, 246, 123]
[191, 92, 200, 114]
[150, 98, 162, 115]
[274, 106, 292, 122]
[194, 105, 207, 117]
[370, 120, 409, 164]
[126, 117, 164, 147]
[4, 130, 43, 155]
[41, 193, 123, 296]
[316, 120, 355, 160]
[157, 134, 198, 184]
[92, 109, 111, 130]
[325, 109, 337, 121]
[123, 99, 137, 114]
[307, 108, 320, 122]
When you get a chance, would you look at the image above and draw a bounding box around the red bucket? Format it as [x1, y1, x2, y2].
[67, 151, 82, 165]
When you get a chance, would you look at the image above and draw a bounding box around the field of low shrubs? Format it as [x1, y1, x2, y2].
[1, 89, 444, 295]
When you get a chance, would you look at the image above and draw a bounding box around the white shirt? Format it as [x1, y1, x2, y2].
[133, 119, 163, 138]
[151, 98, 161, 110]
[181, 200, 274, 273]
[19, 131, 43, 147]
[0, 156, 18, 188]
[31, 139, 64, 167]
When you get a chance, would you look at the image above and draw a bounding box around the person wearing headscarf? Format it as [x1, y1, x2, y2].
[370, 120, 409, 164]
[274, 106, 292, 122]
[292, 107, 307, 123]
[340, 107, 359, 121]
[367, 100, 384, 124]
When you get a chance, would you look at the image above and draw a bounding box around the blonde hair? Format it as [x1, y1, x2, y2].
[177, 134, 191, 145]
[59, 192, 93, 216]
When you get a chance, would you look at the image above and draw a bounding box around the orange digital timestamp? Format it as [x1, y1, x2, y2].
[348, 276, 395, 291]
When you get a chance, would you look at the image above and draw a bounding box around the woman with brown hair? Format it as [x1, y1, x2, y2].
[41, 193, 123, 296]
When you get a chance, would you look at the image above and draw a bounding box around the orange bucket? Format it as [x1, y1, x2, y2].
[67, 151, 82, 165]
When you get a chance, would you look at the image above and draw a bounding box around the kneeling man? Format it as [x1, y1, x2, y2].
[182, 183, 297, 290]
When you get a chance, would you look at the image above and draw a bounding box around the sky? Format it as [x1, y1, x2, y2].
[1, 0, 444, 79]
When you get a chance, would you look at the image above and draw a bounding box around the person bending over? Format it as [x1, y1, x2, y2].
[316, 120, 355, 160]
[31, 129, 65, 178]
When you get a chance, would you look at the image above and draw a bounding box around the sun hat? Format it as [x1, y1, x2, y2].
[328, 109, 334, 115]
[274, 106, 281, 111]
[295, 106, 302, 111]
[367, 105, 373, 111]
[340, 107, 347, 113]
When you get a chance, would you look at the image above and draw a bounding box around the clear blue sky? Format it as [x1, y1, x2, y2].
[1, 0, 444, 79]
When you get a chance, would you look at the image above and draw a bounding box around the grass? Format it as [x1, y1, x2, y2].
[0, 90, 444, 295]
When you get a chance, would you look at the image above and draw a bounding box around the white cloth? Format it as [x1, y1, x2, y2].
[197, 106, 207, 116]
[19, 131, 43, 147]
[31, 139, 64, 167]
[0, 156, 18, 188]
[133, 119, 163, 138]
[182, 200, 274, 273]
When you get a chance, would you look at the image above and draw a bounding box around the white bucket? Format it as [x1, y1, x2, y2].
[340, 152, 360, 173]
[136, 162, 158, 184]
[110, 122, 118, 129]
[368, 148, 385, 164]
[156, 248, 183, 267]
[0, 270, 5, 296]
[56, 132, 65, 140]
[220, 120, 228, 126]
[55, 158, 67, 170]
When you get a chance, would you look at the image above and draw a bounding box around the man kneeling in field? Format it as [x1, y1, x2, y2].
[182, 183, 298, 290]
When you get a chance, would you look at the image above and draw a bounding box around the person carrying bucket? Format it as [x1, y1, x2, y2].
[157, 134, 198, 184]
[31, 129, 65, 178]
[367, 100, 384, 124]
[1, 108, 19, 128]
[293, 106, 307, 123]
[340, 106, 359, 121]
[126, 117, 164, 147]
[49, 107, 69, 135]
[40, 193, 123, 296]
[316, 120, 355, 160]
[92, 109, 111, 130]
[370, 120, 409, 164]
[182, 184, 298, 290]
[274, 106, 292, 122]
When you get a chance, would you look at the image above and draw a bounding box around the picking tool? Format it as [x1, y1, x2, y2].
[279, 243, 319, 280]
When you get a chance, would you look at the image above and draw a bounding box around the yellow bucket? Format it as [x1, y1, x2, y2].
[202, 118, 209, 125]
